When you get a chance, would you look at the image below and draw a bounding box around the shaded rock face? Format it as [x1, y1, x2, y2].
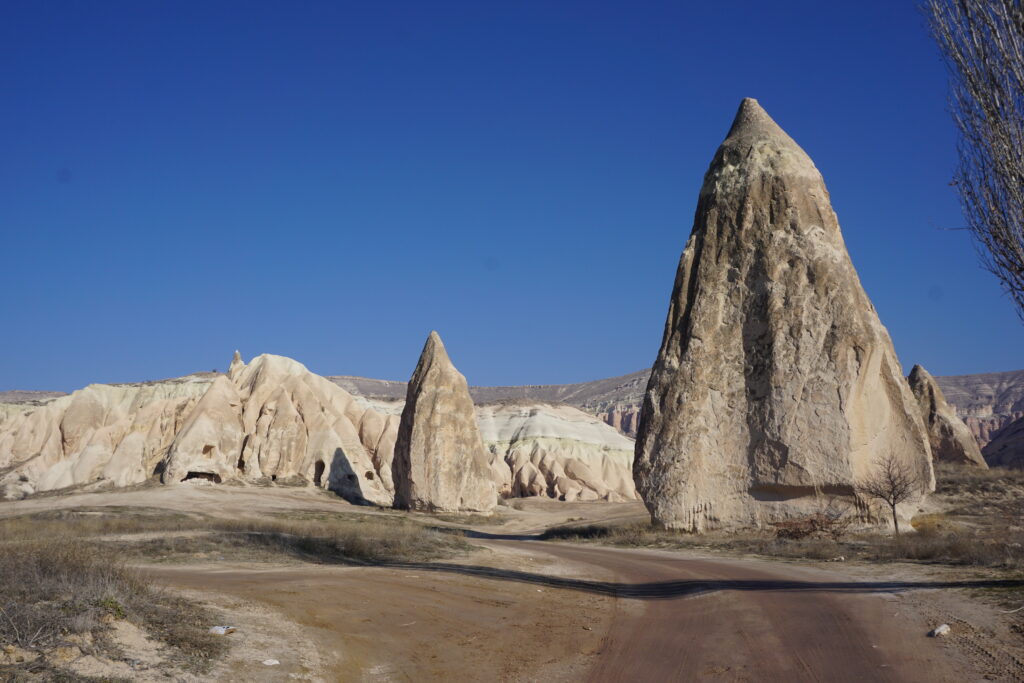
[392, 332, 497, 512]
[634, 99, 934, 531]
[983, 415, 1024, 467]
[907, 365, 987, 467]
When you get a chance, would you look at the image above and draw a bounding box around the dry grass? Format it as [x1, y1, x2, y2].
[0, 504, 474, 678]
[542, 465, 1024, 572]
[541, 521, 852, 561]
[0, 536, 224, 677]
[0, 506, 472, 564]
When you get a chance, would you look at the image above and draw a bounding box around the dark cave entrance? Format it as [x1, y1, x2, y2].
[182, 471, 222, 483]
[314, 461, 325, 487]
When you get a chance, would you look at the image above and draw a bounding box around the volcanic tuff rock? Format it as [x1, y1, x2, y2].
[935, 369, 1024, 446]
[982, 414, 1024, 467]
[332, 368, 1024, 445]
[476, 402, 638, 501]
[350, 395, 638, 501]
[907, 365, 987, 467]
[0, 355, 395, 503]
[392, 332, 497, 512]
[0, 355, 636, 503]
[633, 98, 934, 531]
[0, 376, 215, 498]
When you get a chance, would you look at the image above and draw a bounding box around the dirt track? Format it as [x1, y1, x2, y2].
[2, 488, 997, 680]
[519, 541, 972, 682]
[151, 538, 979, 682]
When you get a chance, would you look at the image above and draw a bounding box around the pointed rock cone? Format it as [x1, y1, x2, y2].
[908, 365, 987, 468]
[227, 350, 245, 381]
[392, 332, 497, 512]
[634, 98, 935, 531]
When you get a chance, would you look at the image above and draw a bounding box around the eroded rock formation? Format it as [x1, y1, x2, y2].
[391, 332, 497, 512]
[982, 415, 1024, 467]
[907, 365, 987, 467]
[633, 98, 934, 531]
[0, 354, 395, 503]
[0, 376, 215, 498]
[477, 402, 637, 501]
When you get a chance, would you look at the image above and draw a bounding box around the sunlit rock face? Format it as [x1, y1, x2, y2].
[0, 350, 643, 505]
[0, 354, 395, 504]
[391, 332, 497, 513]
[476, 402, 639, 502]
[907, 365, 987, 468]
[634, 98, 934, 531]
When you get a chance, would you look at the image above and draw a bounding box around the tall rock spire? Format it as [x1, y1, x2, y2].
[908, 364, 987, 468]
[634, 99, 934, 531]
[392, 331, 497, 512]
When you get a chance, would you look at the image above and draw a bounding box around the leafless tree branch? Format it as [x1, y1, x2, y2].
[926, 0, 1024, 321]
[858, 452, 921, 535]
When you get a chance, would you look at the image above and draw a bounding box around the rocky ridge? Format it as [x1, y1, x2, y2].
[0, 353, 636, 503]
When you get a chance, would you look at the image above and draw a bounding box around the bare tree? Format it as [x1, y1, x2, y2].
[925, 0, 1024, 321]
[858, 453, 921, 536]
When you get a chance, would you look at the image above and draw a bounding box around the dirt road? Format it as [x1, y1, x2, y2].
[511, 541, 974, 682]
[151, 537, 985, 682]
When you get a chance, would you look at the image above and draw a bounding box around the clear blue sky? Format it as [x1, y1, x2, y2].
[2, 1, 1021, 392]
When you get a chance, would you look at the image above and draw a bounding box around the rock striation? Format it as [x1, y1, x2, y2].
[907, 365, 987, 467]
[392, 332, 497, 512]
[476, 402, 638, 501]
[935, 368, 1024, 447]
[633, 98, 934, 531]
[982, 415, 1024, 467]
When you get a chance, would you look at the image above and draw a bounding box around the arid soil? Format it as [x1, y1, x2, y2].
[3, 486, 1023, 681]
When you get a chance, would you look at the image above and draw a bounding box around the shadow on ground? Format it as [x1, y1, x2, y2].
[384, 558, 1024, 600]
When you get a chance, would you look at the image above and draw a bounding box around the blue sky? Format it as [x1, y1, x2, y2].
[1, 1, 1021, 391]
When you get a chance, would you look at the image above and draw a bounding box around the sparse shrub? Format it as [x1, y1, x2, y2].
[0, 536, 225, 666]
[0, 538, 143, 650]
[772, 499, 855, 541]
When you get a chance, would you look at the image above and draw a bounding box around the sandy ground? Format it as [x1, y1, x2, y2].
[4, 485, 1024, 681]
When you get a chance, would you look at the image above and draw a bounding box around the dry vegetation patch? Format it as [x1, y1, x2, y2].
[542, 466, 1024, 574]
[0, 536, 224, 680]
[0, 507, 472, 565]
[0, 504, 475, 679]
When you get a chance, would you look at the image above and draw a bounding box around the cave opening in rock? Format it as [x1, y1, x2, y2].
[182, 471, 221, 483]
[364, 471, 374, 480]
[314, 461, 325, 486]
[271, 475, 277, 482]
[202, 444, 214, 455]
[236, 455, 245, 472]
